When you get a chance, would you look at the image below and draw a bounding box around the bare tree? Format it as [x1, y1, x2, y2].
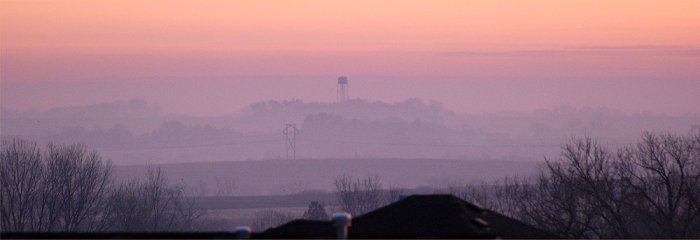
[251, 210, 298, 231]
[1, 138, 205, 233]
[42, 143, 113, 232]
[465, 132, 700, 238]
[384, 186, 405, 206]
[1, 139, 112, 232]
[541, 137, 634, 237]
[0, 138, 43, 232]
[214, 177, 235, 197]
[303, 201, 329, 221]
[333, 175, 383, 216]
[445, 132, 700, 238]
[515, 172, 599, 238]
[614, 132, 700, 237]
[106, 167, 203, 232]
[106, 181, 145, 232]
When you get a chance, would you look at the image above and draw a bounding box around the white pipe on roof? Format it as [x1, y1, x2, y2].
[234, 226, 251, 239]
[333, 212, 352, 239]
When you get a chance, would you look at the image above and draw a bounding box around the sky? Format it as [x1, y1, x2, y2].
[2, 0, 699, 116]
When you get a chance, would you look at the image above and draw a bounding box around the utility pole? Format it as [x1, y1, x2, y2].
[283, 124, 300, 160]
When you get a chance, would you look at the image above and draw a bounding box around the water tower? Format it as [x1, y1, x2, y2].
[337, 76, 349, 102]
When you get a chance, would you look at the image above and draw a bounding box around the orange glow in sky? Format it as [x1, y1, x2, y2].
[5, 1, 700, 54]
[2, 0, 699, 115]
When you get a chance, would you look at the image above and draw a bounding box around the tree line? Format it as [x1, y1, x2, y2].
[4, 131, 699, 238]
[0, 139, 202, 232]
[445, 131, 700, 238]
[331, 131, 700, 238]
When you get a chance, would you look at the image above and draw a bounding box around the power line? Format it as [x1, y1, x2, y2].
[88, 132, 638, 153]
[297, 136, 636, 149]
[97, 137, 281, 152]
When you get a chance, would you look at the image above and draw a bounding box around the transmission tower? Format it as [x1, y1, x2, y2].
[283, 124, 300, 160]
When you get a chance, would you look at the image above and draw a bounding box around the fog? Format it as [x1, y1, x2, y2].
[3, 1, 700, 236]
[2, 97, 697, 165]
[3, 96, 698, 196]
[3, 78, 700, 117]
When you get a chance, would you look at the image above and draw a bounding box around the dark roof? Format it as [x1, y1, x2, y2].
[255, 195, 557, 239]
[254, 220, 336, 239]
[1, 232, 237, 239]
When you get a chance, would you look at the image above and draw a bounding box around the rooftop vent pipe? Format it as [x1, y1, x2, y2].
[471, 217, 491, 231]
[234, 226, 251, 239]
[333, 212, 352, 239]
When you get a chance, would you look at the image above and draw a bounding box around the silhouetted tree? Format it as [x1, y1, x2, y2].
[334, 175, 383, 216]
[302, 201, 329, 221]
[106, 167, 202, 232]
[0, 138, 204, 233]
[251, 210, 297, 231]
[459, 132, 700, 238]
[0, 138, 43, 232]
[384, 186, 406, 206]
[1, 139, 112, 232]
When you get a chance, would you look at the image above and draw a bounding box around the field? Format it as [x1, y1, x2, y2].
[115, 158, 542, 196]
[115, 158, 543, 231]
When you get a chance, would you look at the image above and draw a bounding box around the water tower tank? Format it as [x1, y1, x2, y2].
[337, 76, 349, 102]
[338, 76, 348, 84]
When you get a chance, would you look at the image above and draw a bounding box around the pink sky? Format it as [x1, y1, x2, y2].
[2, 0, 699, 116]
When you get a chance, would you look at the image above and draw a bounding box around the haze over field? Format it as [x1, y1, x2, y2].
[3, 1, 700, 237]
[2, 98, 699, 165]
[2, 0, 699, 194]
